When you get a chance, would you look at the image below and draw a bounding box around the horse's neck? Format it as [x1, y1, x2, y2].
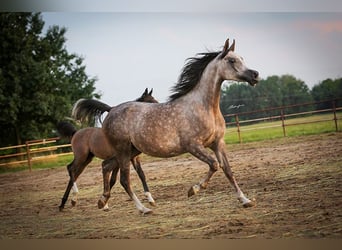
[191, 62, 223, 114]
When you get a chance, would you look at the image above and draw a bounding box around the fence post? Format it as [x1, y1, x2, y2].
[280, 108, 286, 137]
[332, 99, 338, 132]
[25, 141, 32, 172]
[235, 114, 242, 143]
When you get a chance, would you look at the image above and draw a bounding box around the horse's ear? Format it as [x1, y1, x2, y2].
[229, 39, 235, 52]
[220, 38, 229, 59]
[143, 88, 148, 95]
[148, 88, 153, 95]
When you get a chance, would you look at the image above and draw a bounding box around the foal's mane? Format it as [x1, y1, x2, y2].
[168, 51, 220, 101]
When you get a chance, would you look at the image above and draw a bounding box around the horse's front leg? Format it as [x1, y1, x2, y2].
[120, 159, 153, 214]
[131, 156, 156, 206]
[215, 140, 255, 208]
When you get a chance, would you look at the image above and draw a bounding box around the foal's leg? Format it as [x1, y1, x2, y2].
[187, 144, 220, 197]
[98, 157, 116, 209]
[59, 154, 93, 211]
[109, 164, 120, 189]
[120, 160, 152, 214]
[131, 156, 156, 206]
[214, 140, 254, 208]
[105, 157, 156, 208]
[70, 154, 94, 206]
[100, 164, 120, 211]
[59, 160, 76, 211]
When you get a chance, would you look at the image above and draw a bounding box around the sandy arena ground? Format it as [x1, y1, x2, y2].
[0, 133, 341, 238]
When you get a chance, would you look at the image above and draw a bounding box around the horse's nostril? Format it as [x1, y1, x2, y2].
[253, 70, 259, 79]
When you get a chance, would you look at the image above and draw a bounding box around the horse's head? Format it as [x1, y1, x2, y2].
[136, 88, 158, 103]
[217, 38, 259, 86]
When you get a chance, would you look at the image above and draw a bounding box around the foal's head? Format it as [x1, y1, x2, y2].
[136, 88, 158, 103]
[217, 39, 259, 86]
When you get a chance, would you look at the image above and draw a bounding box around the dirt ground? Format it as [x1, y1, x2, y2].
[0, 133, 341, 239]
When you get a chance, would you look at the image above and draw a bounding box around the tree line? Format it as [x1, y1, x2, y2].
[220, 75, 342, 121]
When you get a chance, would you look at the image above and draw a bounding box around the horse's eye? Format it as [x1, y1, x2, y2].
[228, 58, 235, 64]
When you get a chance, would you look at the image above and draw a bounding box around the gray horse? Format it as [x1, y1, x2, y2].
[73, 39, 259, 214]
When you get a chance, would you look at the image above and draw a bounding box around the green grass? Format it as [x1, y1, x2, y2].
[0, 154, 73, 174]
[1, 154, 94, 174]
[0, 154, 104, 174]
[225, 113, 341, 144]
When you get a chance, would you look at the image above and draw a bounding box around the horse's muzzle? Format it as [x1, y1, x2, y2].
[241, 69, 259, 86]
[250, 70, 259, 86]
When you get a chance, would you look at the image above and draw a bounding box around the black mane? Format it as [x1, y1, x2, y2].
[168, 51, 220, 101]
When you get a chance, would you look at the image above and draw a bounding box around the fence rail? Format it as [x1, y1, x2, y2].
[224, 99, 342, 143]
[0, 137, 71, 171]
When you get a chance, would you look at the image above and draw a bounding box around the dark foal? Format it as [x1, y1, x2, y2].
[58, 88, 157, 211]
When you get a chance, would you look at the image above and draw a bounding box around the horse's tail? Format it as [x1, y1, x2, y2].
[71, 99, 112, 124]
[56, 121, 77, 141]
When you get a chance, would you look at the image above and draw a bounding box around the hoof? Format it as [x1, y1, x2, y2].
[188, 185, 200, 197]
[98, 199, 106, 209]
[149, 201, 156, 207]
[102, 203, 110, 211]
[71, 200, 77, 207]
[58, 206, 64, 212]
[140, 208, 153, 215]
[242, 199, 256, 208]
[144, 192, 156, 206]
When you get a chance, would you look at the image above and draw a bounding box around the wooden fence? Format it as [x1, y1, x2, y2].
[0, 137, 71, 171]
[1, 99, 341, 171]
[224, 99, 342, 143]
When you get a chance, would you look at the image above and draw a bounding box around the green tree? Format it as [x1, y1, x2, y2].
[0, 13, 100, 147]
[279, 75, 313, 113]
[255, 75, 283, 109]
[311, 78, 342, 109]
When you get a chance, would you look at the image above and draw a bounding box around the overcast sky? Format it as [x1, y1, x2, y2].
[41, 11, 342, 104]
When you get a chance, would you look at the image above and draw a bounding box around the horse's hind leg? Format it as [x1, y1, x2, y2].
[59, 154, 93, 211]
[131, 156, 156, 206]
[59, 160, 76, 211]
[187, 144, 220, 197]
[59, 181, 73, 211]
[120, 160, 152, 214]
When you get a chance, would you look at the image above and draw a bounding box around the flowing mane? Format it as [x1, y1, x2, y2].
[168, 51, 220, 101]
